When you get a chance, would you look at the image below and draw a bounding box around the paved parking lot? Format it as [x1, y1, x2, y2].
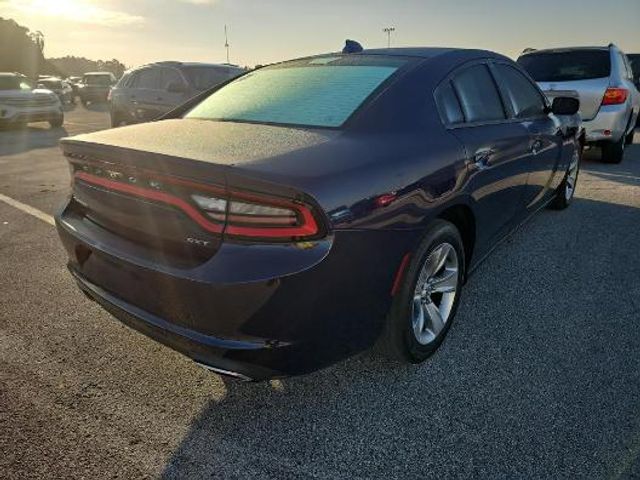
[1, 104, 640, 479]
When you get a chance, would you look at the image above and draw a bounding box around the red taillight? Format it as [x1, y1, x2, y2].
[73, 167, 320, 241]
[601, 88, 628, 106]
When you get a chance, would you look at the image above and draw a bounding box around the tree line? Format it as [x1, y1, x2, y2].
[0, 17, 126, 79]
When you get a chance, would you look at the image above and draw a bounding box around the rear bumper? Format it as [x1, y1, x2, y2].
[56, 203, 419, 379]
[583, 104, 633, 143]
[70, 268, 279, 381]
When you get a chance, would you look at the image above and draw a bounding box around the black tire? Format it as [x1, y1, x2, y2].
[625, 129, 635, 146]
[549, 145, 581, 210]
[49, 115, 64, 128]
[378, 220, 465, 363]
[81, 99, 88, 107]
[110, 112, 122, 128]
[601, 135, 625, 164]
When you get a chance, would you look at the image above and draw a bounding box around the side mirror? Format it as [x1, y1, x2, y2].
[167, 82, 187, 94]
[551, 96, 580, 116]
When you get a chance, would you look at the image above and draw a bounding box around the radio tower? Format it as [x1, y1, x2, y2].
[224, 25, 230, 63]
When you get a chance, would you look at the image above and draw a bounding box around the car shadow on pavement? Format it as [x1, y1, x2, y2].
[159, 193, 640, 479]
[83, 103, 109, 113]
[0, 126, 69, 156]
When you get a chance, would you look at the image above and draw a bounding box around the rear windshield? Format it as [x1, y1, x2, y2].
[41, 80, 62, 89]
[182, 66, 243, 91]
[184, 56, 406, 128]
[84, 75, 111, 85]
[628, 55, 640, 78]
[518, 50, 611, 82]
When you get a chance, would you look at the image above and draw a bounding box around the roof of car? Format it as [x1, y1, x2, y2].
[84, 72, 113, 76]
[0, 72, 21, 77]
[519, 46, 612, 56]
[135, 61, 244, 70]
[359, 47, 458, 58]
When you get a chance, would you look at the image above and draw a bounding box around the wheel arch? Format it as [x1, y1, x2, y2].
[436, 203, 476, 277]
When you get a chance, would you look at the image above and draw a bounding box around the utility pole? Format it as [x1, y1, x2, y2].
[383, 27, 395, 48]
[224, 24, 230, 63]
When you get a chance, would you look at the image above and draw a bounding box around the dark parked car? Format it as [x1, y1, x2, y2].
[37, 77, 74, 104]
[628, 54, 640, 126]
[109, 61, 245, 127]
[78, 72, 116, 105]
[56, 48, 581, 380]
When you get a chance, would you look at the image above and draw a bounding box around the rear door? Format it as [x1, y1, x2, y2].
[491, 62, 564, 211]
[441, 62, 531, 250]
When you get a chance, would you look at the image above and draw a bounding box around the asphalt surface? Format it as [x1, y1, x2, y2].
[1, 104, 640, 479]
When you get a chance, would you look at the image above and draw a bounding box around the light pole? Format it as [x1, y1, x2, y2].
[224, 24, 230, 63]
[383, 27, 395, 48]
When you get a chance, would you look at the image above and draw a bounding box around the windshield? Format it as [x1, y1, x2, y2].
[83, 75, 111, 86]
[0, 76, 32, 91]
[183, 66, 243, 91]
[518, 50, 611, 82]
[184, 56, 405, 128]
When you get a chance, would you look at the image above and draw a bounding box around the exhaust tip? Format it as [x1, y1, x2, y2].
[195, 362, 253, 382]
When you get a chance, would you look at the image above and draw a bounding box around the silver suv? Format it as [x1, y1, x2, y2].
[518, 44, 639, 163]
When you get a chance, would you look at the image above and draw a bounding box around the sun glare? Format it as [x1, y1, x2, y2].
[7, 0, 144, 26]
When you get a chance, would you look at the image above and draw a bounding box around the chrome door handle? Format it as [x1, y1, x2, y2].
[473, 149, 494, 169]
[531, 138, 543, 154]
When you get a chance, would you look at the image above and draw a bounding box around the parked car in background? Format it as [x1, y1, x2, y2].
[78, 72, 116, 106]
[0, 72, 63, 128]
[518, 44, 640, 163]
[37, 77, 75, 105]
[109, 62, 245, 127]
[56, 47, 581, 380]
[627, 53, 640, 126]
[66, 76, 82, 96]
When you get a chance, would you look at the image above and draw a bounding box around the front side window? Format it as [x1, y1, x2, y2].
[518, 50, 611, 82]
[185, 56, 406, 128]
[160, 69, 184, 90]
[494, 64, 546, 119]
[451, 64, 505, 123]
[135, 69, 162, 89]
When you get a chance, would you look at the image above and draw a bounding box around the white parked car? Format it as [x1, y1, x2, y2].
[518, 44, 640, 163]
[0, 72, 64, 129]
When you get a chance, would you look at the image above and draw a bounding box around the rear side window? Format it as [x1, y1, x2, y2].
[518, 50, 611, 82]
[451, 65, 505, 123]
[494, 64, 546, 118]
[182, 67, 239, 91]
[435, 82, 464, 125]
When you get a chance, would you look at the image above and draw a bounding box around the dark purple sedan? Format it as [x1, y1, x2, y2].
[56, 47, 581, 380]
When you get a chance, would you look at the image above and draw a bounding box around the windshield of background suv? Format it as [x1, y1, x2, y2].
[83, 75, 111, 86]
[518, 50, 611, 82]
[0, 76, 31, 90]
[40, 80, 62, 89]
[183, 66, 242, 91]
[184, 56, 406, 128]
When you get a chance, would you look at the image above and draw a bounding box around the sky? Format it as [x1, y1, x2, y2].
[1, 0, 639, 68]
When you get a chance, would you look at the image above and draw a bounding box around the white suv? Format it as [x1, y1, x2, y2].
[518, 44, 640, 163]
[0, 73, 64, 129]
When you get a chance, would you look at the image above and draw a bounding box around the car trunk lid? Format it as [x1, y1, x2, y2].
[538, 77, 611, 121]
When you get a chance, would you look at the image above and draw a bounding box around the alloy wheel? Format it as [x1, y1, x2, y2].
[411, 242, 459, 345]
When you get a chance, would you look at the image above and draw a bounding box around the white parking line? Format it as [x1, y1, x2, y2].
[0, 193, 55, 226]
